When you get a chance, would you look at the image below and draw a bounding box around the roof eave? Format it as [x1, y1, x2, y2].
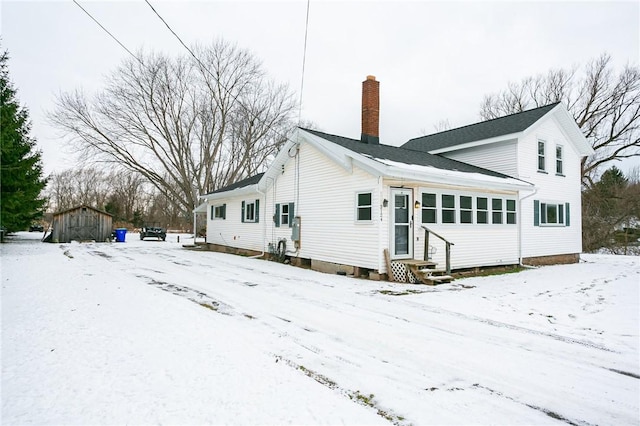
[383, 165, 533, 191]
[200, 184, 260, 202]
[427, 132, 523, 154]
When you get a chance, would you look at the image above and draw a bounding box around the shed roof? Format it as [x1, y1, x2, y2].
[402, 102, 560, 152]
[53, 205, 113, 217]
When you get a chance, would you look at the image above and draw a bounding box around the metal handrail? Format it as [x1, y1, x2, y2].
[421, 226, 455, 274]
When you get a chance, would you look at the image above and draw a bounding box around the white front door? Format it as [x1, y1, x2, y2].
[391, 189, 413, 259]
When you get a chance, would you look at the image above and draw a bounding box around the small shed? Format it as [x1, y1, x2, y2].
[49, 205, 113, 243]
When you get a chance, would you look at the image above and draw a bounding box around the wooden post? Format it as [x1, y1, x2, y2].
[424, 229, 430, 261]
[445, 242, 451, 275]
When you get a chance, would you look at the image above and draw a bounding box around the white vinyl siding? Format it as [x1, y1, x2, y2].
[519, 114, 583, 257]
[441, 140, 518, 177]
[271, 143, 379, 269]
[414, 187, 519, 269]
[206, 194, 263, 251]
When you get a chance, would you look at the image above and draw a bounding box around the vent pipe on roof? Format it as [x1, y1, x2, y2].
[361, 75, 379, 144]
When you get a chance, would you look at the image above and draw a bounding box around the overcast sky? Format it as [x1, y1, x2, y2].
[2, 0, 639, 175]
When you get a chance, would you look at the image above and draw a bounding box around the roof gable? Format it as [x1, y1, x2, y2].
[402, 103, 560, 152]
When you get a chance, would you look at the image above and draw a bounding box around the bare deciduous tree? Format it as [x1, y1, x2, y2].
[480, 54, 640, 185]
[50, 39, 297, 215]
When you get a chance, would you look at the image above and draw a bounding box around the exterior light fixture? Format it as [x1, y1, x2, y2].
[414, 200, 421, 209]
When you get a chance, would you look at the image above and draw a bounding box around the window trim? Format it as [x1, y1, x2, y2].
[555, 144, 564, 176]
[441, 194, 456, 224]
[356, 191, 373, 222]
[534, 200, 569, 227]
[491, 198, 503, 224]
[211, 203, 226, 220]
[241, 199, 259, 223]
[537, 140, 546, 172]
[460, 195, 473, 224]
[421, 192, 437, 224]
[476, 197, 488, 224]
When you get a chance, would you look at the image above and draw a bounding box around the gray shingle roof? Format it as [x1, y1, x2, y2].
[301, 128, 513, 179]
[402, 102, 560, 152]
[205, 173, 265, 195]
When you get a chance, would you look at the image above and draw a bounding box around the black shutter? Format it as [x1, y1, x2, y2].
[210, 205, 214, 220]
[255, 199, 260, 222]
[288, 203, 295, 228]
[241, 201, 245, 223]
[533, 200, 539, 226]
[222, 204, 226, 220]
[274, 204, 280, 227]
[565, 202, 570, 226]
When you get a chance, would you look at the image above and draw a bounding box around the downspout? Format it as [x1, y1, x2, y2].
[518, 187, 539, 267]
[377, 175, 384, 276]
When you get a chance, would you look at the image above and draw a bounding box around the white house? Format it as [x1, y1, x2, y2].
[199, 76, 593, 281]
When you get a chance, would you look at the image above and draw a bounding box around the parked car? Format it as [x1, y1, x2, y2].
[29, 224, 44, 232]
[140, 226, 166, 241]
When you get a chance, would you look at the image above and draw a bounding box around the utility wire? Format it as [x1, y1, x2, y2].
[72, 0, 143, 65]
[298, 0, 311, 126]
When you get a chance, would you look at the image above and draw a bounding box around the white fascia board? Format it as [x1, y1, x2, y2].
[428, 132, 522, 154]
[375, 158, 534, 192]
[298, 129, 355, 173]
[258, 137, 298, 192]
[200, 184, 260, 202]
[193, 202, 208, 213]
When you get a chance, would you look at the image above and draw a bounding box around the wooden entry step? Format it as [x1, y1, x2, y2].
[398, 260, 438, 269]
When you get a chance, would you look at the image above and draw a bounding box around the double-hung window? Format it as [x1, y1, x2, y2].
[421, 193, 437, 223]
[441, 194, 455, 224]
[460, 196, 472, 224]
[211, 204, 226, 220]
[477, 197, 488, 224]
[492, 198, 503, 224]
[241, 199, 259, 223]
[538, 140, 546, 172]
[506, 200, 516, 224]
[556, 145, 563, 175]
[274, 203, 295, 227]
[356, 192, 372, 221]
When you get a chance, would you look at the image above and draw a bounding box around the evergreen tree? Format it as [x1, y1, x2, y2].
[1, 49, 47, 233]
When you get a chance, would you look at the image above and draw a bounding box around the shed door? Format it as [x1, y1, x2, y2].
[390, 189, 413, 259]
[69, 210, 98, 241]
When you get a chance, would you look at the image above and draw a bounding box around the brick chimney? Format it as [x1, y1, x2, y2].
[361, 75, 379, 144]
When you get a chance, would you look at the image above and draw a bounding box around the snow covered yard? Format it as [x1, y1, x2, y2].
[1, 232, 638, 425]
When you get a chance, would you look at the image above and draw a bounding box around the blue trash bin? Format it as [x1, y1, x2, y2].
[115, 228, 127, 243]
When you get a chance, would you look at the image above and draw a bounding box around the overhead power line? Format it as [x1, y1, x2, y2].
[72, 0, 142, 65]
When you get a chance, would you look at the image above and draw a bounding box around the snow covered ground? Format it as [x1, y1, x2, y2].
[2, 231, 638, 425]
